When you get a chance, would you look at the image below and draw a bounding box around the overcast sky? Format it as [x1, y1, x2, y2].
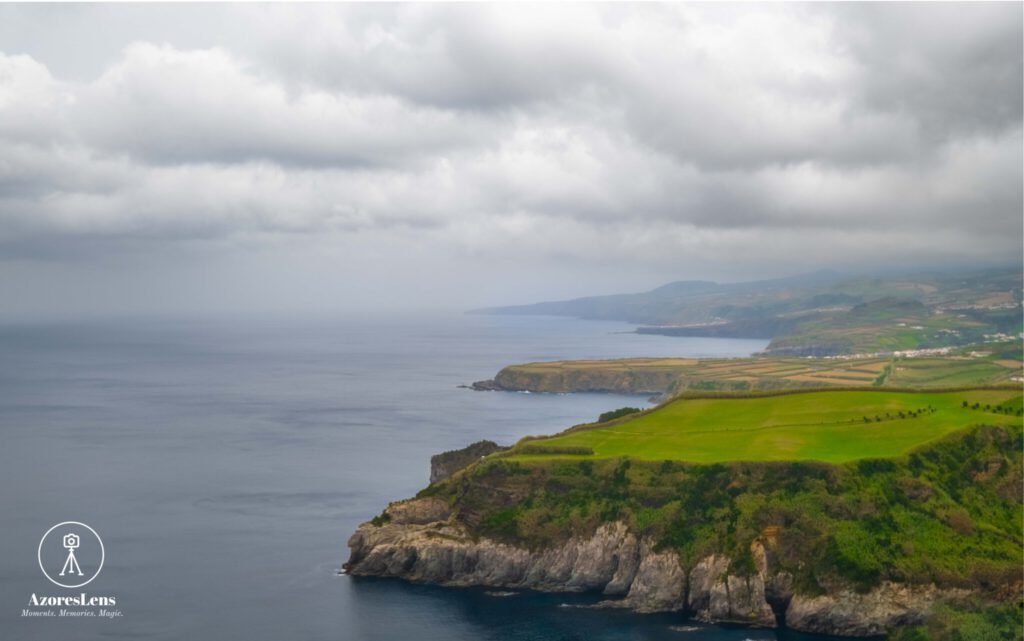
[0, 3, 1020, 317]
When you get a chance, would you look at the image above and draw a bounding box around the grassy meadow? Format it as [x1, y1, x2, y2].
[512, 389, 1023, 464]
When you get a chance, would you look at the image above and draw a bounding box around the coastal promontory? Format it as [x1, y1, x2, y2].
[346, 387, 1023, 639]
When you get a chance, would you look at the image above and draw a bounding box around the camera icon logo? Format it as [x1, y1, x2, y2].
[38, 522, 104, 589]
[63, 533, 80, 550]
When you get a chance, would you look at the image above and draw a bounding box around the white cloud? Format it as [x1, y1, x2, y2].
[71, 42, 495, 167]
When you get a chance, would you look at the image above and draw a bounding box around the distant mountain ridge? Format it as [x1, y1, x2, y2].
[472, 270, 846, 325]
[473, 267, 1023, 356]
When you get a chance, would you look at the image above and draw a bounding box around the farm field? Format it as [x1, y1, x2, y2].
[490, 350, 1023, 395]
[511, 388, 1023, 464]
[886, 357, 1022, 387]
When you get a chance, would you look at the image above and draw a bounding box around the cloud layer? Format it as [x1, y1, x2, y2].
[0, 4, 1020, 314]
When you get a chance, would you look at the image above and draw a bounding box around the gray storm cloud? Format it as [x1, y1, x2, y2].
[0, 3, 1020, 316]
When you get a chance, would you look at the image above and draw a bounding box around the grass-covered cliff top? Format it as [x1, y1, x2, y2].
[511, 388, 1022, 464]
[422, 417, 1023, 599]
[423, 382, 1023, 594]
[489, 348, 1023, 395]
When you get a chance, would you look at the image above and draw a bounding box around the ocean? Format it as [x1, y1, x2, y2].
[0, 312, 843, 640]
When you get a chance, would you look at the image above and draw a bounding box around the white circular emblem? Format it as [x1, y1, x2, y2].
[38, 521, 105, 588]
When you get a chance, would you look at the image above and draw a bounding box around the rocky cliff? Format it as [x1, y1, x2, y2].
[345, 498, 965, 636]
[430, 440, 507, 484]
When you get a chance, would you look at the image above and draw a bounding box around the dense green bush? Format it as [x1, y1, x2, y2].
[598, 407, 642, 423]
[889, 601, 1024, 641]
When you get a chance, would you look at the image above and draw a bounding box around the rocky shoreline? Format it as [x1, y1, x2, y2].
[345, 497, 966, 637]
[463, 379, 507, 391]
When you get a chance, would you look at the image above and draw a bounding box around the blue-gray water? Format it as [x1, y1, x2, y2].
[0, 313, 840, 641]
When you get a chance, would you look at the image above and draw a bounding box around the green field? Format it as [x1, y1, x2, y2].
[513, 388, 1023, 464]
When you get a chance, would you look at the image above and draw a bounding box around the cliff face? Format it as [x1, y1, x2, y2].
[345, 498, 962, 636]
[785, 583, 969, 637]
[430, 441, 507, 484]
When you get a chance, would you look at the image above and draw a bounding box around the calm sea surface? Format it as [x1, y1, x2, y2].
[0, 313, 842, 641]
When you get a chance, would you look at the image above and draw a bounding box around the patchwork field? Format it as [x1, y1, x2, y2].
[511, 388, 1023, 464]
[489, 351, 1023, 395]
